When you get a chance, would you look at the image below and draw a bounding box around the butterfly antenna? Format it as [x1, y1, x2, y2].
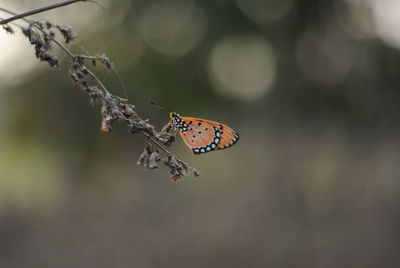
[150, 101, 173, 112]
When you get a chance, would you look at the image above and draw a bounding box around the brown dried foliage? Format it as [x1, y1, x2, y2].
[0, 6, 199, 180]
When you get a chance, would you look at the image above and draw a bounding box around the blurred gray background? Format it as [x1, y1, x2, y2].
[1, 0, 400, 267]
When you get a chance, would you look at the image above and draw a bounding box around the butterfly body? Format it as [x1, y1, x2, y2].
[170, 112, 239, 154]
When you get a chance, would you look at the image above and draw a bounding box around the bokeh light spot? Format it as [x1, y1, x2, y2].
[236, 0, 295, 25]
[208, 37, 276, 101]
[139, 0, 207, 58]
[296, 30, 354, 86]
[370, 0, 400, 50]
[334, 1, 375, 39]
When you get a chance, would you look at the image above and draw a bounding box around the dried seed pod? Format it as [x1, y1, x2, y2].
[101, 102, 115, 133]
[43, 34, 52, 50]
[80, 80, 89, 89]
[70, 73, 80, 84]
[56, 25, 77, 43]
[101, 118, 112, 133]
[37, 51, 59, 67]
[100, 56, 113, 69]
[136, 150, 150, 166]
[75, 56, 85, 66]
[193, 168, 200, 177]
[76, 72, 84, 79]
[45, 21, 53, 29]
[88, 86, 103, 103]
[125, 106, 135, 116]
[29, 32, 43, 46]
[164, 155, 186, 180]
[80, 66, 89, 75]
[156, 121, 175, 146]
[148, 151, 161, 169]
[3, 24, 14, 34]
[128, 119, 156, 136]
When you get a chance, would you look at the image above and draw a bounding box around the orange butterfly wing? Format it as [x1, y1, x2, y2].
[178, 117, 239, 154]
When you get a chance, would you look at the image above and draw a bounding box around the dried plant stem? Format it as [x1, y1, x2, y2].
[1, 4, 196, 179]
[85, 68, 111, 96]
[0, 0, 86, 26]
[141, 131, 177, 158]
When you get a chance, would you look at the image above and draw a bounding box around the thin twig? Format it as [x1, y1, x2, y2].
[36, 24, 75, 57]
[142, 132, 173, 156]
[86, 68, 111, 95]
[0, 0, 86, 26]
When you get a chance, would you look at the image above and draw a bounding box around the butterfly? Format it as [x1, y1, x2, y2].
[170, 112, 239, 154]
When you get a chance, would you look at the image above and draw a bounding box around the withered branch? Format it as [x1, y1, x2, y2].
[0, 0, 86, 26]
[0, 3, 199, 180]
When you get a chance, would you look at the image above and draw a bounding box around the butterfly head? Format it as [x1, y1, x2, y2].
[170, 112, 188, 131]
[170, 112, 178, 120]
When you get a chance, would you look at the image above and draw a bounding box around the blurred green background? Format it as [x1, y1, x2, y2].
[1, 0, 400, 267]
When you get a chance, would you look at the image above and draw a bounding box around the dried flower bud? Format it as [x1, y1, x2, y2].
[43, 34, 52, 50]
[148, 151, 161, 169]
[100, 98, 123, 133]
[88, 86, 103, 103]
[137, 150, 150, 166]
[80, 80, 89, 90]
[75, 56, 85, 66]
[37, 51, 59, 67]
[70, 73, 80, 84]
[3, 25, 14, 34]
[193, 168, 200, 177]
[156, 121, 175, 146]
[76, 72, 84, 79]
[80, 66, 89, 75]
[123, 105, 136, 118]
[29, 32, 43, 46]
[128, 119, 156, 135]
[164, 155, 186, 180]
[101, 118, 112, 133]
[56, 25, 77, 43]
[101, 56, 113, 70]
[45, 21, 53, 29]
